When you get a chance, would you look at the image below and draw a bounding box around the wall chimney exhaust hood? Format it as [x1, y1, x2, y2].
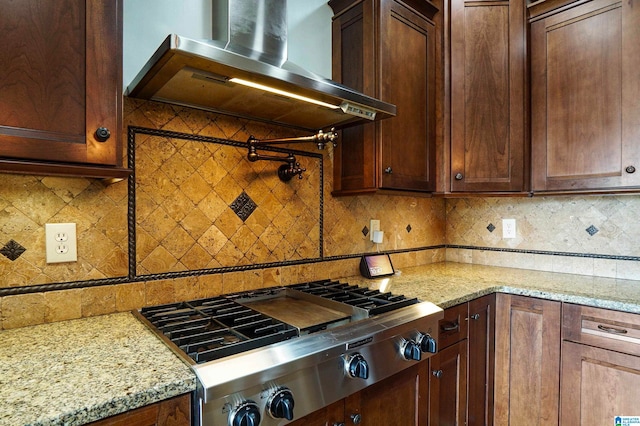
[126, 0, 396, 132]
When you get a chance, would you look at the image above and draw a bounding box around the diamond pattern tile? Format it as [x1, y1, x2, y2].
[135, 133, 322, 274]
[0, 240, 26, 261]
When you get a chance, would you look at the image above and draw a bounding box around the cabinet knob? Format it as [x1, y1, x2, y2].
[350, 413, 362, 424]
[384, 166, 393, 174]
[95, 127, 111, 142]
[454, 173, 463, 180]
[625, 165, 636, 174]
[470, 313, 480, 320]
[432, 369, 443, 379]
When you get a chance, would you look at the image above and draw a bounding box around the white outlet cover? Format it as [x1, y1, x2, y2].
[45, 223, 77, 263]
[370, 219, 381, 241]
[502, 219, 516, 239]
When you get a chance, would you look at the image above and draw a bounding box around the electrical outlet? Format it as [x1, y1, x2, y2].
[502, 219, 516, 239]
[370, 219, 380, 241]
[46, 223, 77, 263]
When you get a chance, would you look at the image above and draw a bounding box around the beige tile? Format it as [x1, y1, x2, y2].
[115, 282, 146, 312]
[81, 286, 116, 317]
[145, 279, 176, 306]
[45, 289, 82, 322]
[1, 293, 46, 329]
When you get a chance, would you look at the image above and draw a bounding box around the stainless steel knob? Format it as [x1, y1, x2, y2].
[384, 166, 393, 174]
[454, 172, 463, 180]
[625, 165, 636, 174]
[433, 369, 443, 379]
[470, 313, 480, 320]
[351, 413, 362, 424]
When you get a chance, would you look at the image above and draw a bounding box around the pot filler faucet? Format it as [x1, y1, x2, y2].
[246, 128, 338, 182]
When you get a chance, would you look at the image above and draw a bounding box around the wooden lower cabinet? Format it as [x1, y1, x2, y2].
[561, 342, 640, 425]
[560, 303, 640, 425]
[86, 394, 191, 426]
[429, 340, 467, 425]
[467, 295, 495, 426]
[289, 361, 428, 425]
[494, 294, 561, 425]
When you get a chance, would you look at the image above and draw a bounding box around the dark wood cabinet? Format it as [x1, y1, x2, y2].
[447, 0, 527, 193]
[429, 295, 494, 426]
[289, 361, 428, 425]
[467, 295, 495, 426]
[560, 304, 640, 425]
[329, 0, 439, 195]
[429, 340, 468, 425]
[87, 394, 191, 426]
[0, 0, 129, 179]
[494, 294, 561, 425]
[530, 0, 640, 193]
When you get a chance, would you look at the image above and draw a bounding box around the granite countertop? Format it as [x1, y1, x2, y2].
[2, 262, 639, 426]
[346, 262, 640, 314]
[0, 312, 197, 426]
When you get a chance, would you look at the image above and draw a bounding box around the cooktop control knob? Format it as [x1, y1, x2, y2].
[230, 400, 261, 426]
[267, 387, 295, 420]
[345, 353, 369, 379]
[401, 339, 422, 361]
[417, 333, 437, 353]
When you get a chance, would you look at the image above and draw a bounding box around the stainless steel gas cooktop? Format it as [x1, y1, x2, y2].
[136, 279, 443, 426]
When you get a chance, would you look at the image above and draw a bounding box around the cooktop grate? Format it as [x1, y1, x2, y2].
[139, 296, 298, 364]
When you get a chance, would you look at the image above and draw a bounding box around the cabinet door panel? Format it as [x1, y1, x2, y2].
[379, 0, 436, 191]
[468, 295, 495, 426]
[429, 340, 468, 425]
[531, 0, 640, 191]
[450, 0, 526, 192]
[561, 341, 640, 426]
[345, 361, 428, 425]
[494, 294, 561, 425]
[0, 0, 122, 167]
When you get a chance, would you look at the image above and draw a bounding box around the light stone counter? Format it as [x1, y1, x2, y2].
[346, 262, 640, 314]
[0, 312, 196, 426]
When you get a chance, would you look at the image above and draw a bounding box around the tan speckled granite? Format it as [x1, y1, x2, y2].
[346, 262, 640, 314]
[1, 262, 639, 426]
[0, 312, 196, 426]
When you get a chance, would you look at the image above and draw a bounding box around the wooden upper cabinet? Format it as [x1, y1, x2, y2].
[530, 0, 640, 192]
[330, 0, 439, 195]
[448, 0, 527, 193]
[0, 0, 128, 179]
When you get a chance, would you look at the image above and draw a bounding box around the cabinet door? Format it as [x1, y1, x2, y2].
[87, 394, 190, 426]
[378, 0, 437, 192]
[468, 294, 495, 426]
[345, 361, 428, 425]
[429, 340, 468, 425]
[494, 294, 561, 425]
[561, 342, 640, 426]
[449, 0, 526, 192]
[530, 0, 640, 192]
[0, 0, 123, 167]
[288, 399, 345, 426]
[330, 0, 438, 195]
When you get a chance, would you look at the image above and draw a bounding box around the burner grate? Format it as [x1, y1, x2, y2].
[139, 296, 298, 364]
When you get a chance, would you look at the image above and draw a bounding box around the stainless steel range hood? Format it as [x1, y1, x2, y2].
[126, 0, 396, 132]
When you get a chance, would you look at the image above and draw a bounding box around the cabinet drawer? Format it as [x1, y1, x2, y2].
[439, 303, 469, 349]
[563, 304, 640, 356]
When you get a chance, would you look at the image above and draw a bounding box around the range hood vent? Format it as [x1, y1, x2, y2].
[126, 0, 396, 131]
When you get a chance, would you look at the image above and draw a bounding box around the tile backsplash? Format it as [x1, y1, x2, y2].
[0, 98, 445, 329]
[1, 98, 639, 330]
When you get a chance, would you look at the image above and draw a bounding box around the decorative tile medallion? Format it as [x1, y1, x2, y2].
[0, 240, 26, 261]
[406, 224, 412, 233]
[230, 192, 257, 222]
[487, 223, 496, 233]
[362, 226, 369, 237]
[586, 225, 599, 236]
